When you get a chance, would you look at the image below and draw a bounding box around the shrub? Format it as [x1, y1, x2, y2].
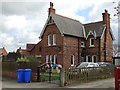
[16, 57, 29, 63]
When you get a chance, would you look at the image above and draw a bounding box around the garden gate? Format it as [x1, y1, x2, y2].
[37, 63, 60, 85]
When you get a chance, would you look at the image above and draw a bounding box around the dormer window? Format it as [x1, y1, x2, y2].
[90, 38, 94, 47]
[48, 34, 51, 46]
[81, 41, 85, 47]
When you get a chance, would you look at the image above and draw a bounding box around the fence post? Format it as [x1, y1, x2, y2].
[37, 66, 40, 82]
[60, 68, 65, 87]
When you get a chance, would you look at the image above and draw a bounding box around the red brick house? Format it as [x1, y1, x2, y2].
[16, 44, 35, 57]
[30, 2, 114, 69]
[0, 47, 7, 61]
[30, 41, 42, 57]
[0, 47, 7, 57]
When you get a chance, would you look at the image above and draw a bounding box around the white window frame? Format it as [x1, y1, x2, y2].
[92, 55, 96, 62]
[81, 41, 85, 47]
[90, 38, 94, 47]
[53, 34, 56, 45]
[46, 55, 49, 64]
[53, 54, 57, 64]
[86, 55, 91, 62]
[50, 55, 52, 64]
[71, 55, 75, 66]
[48, 35, 51, 46]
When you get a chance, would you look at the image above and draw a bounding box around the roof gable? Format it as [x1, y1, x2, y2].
[84, 21, 105, 37]
[26, 44, 36, 51]
[40, 13, 85, 38]
[0, 47, 7, 56]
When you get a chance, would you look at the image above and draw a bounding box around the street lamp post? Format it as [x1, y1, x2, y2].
[114, 1, 120, 56]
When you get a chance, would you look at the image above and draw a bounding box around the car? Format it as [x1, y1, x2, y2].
[75, 62, 100, 74]
[97, 62, 114, 67]
[77, 62, 99, 68]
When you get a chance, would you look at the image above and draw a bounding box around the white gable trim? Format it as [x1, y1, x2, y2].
[82, 26, 86, 38]
[39, 14, 63, 39]
[100, 26, 115, 41]
[39, 15, 51, 39]
[86, 31, 96, 40]
[110, 28, 115, 40]
[100, 26, 106, 39]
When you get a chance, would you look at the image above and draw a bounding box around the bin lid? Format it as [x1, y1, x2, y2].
[16, 69, 25, 72]
[25, 69, 32, 71]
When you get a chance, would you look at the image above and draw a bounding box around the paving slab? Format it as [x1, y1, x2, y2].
[1, 77, 115, 90]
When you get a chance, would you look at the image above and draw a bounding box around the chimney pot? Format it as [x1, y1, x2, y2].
[50, 2, 53, 7]
[48, 2, 56, 16]
[105, 9, 108, 13]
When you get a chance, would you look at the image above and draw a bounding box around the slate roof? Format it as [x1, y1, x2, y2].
[83, 21, 106, 37]
[51, 13, 85, 37]
[40, 13, 114, 40]
[40, 13, 85, 38]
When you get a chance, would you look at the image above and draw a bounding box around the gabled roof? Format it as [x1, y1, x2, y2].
[0, 47, 7, 56]
[84, 21, 115, 40]
[30, 40, 41, 52]
[26, 44, 36, 51]
[84, 21, 105, 37]
[40, 13, 85, 38]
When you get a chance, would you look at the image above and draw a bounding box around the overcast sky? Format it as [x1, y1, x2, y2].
[0, 0, 119, 52]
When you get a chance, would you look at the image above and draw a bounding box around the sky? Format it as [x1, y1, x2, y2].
[0, 0, 119, 52]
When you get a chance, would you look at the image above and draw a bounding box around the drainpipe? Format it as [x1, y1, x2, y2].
[98, 37, 101, 62]
[78, 38, 80, 64]
[104, 29, 107, 62]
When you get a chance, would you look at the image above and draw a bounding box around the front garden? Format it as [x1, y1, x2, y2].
[2, 56, 114, 86]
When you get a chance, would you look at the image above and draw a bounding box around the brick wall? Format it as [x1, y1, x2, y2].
[30, 41, 42, 56]
[41, 23, 63, 65]
[85, 35, 100, 62]
[63, 35, 79, 69]
[100, 28, 113, 63]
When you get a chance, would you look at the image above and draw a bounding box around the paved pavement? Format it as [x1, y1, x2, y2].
[1, 78, 59, 88]
[0, 77, 115, 90]
[66, 78, 115, 89]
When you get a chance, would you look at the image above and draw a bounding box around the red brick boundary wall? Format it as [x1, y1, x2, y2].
[2, 61, 40, 82]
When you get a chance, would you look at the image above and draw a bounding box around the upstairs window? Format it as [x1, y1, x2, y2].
[53, 34, 56, 45]
[48, 34, 51, 46]
[81, 41, 85, 47]
[90, 38, 94, 47]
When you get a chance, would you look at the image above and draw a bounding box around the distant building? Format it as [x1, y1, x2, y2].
[0, 47, 7, 61]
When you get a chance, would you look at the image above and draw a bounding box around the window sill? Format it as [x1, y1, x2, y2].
[71, 65, 74, 67]
[89, 45, 95, 47]
[81, 46, 85, 48]
[53, 44, 56, 46]
[48, 45, 51, 47]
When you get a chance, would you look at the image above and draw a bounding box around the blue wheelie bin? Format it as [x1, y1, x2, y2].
[16, 69, 25, 83]
[24, 69, 32, 83]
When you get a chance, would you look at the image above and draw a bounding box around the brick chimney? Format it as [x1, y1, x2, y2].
[102, 9, 110, 27]
[48, 2, 56, 16]
[102, 9, 110, 62]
